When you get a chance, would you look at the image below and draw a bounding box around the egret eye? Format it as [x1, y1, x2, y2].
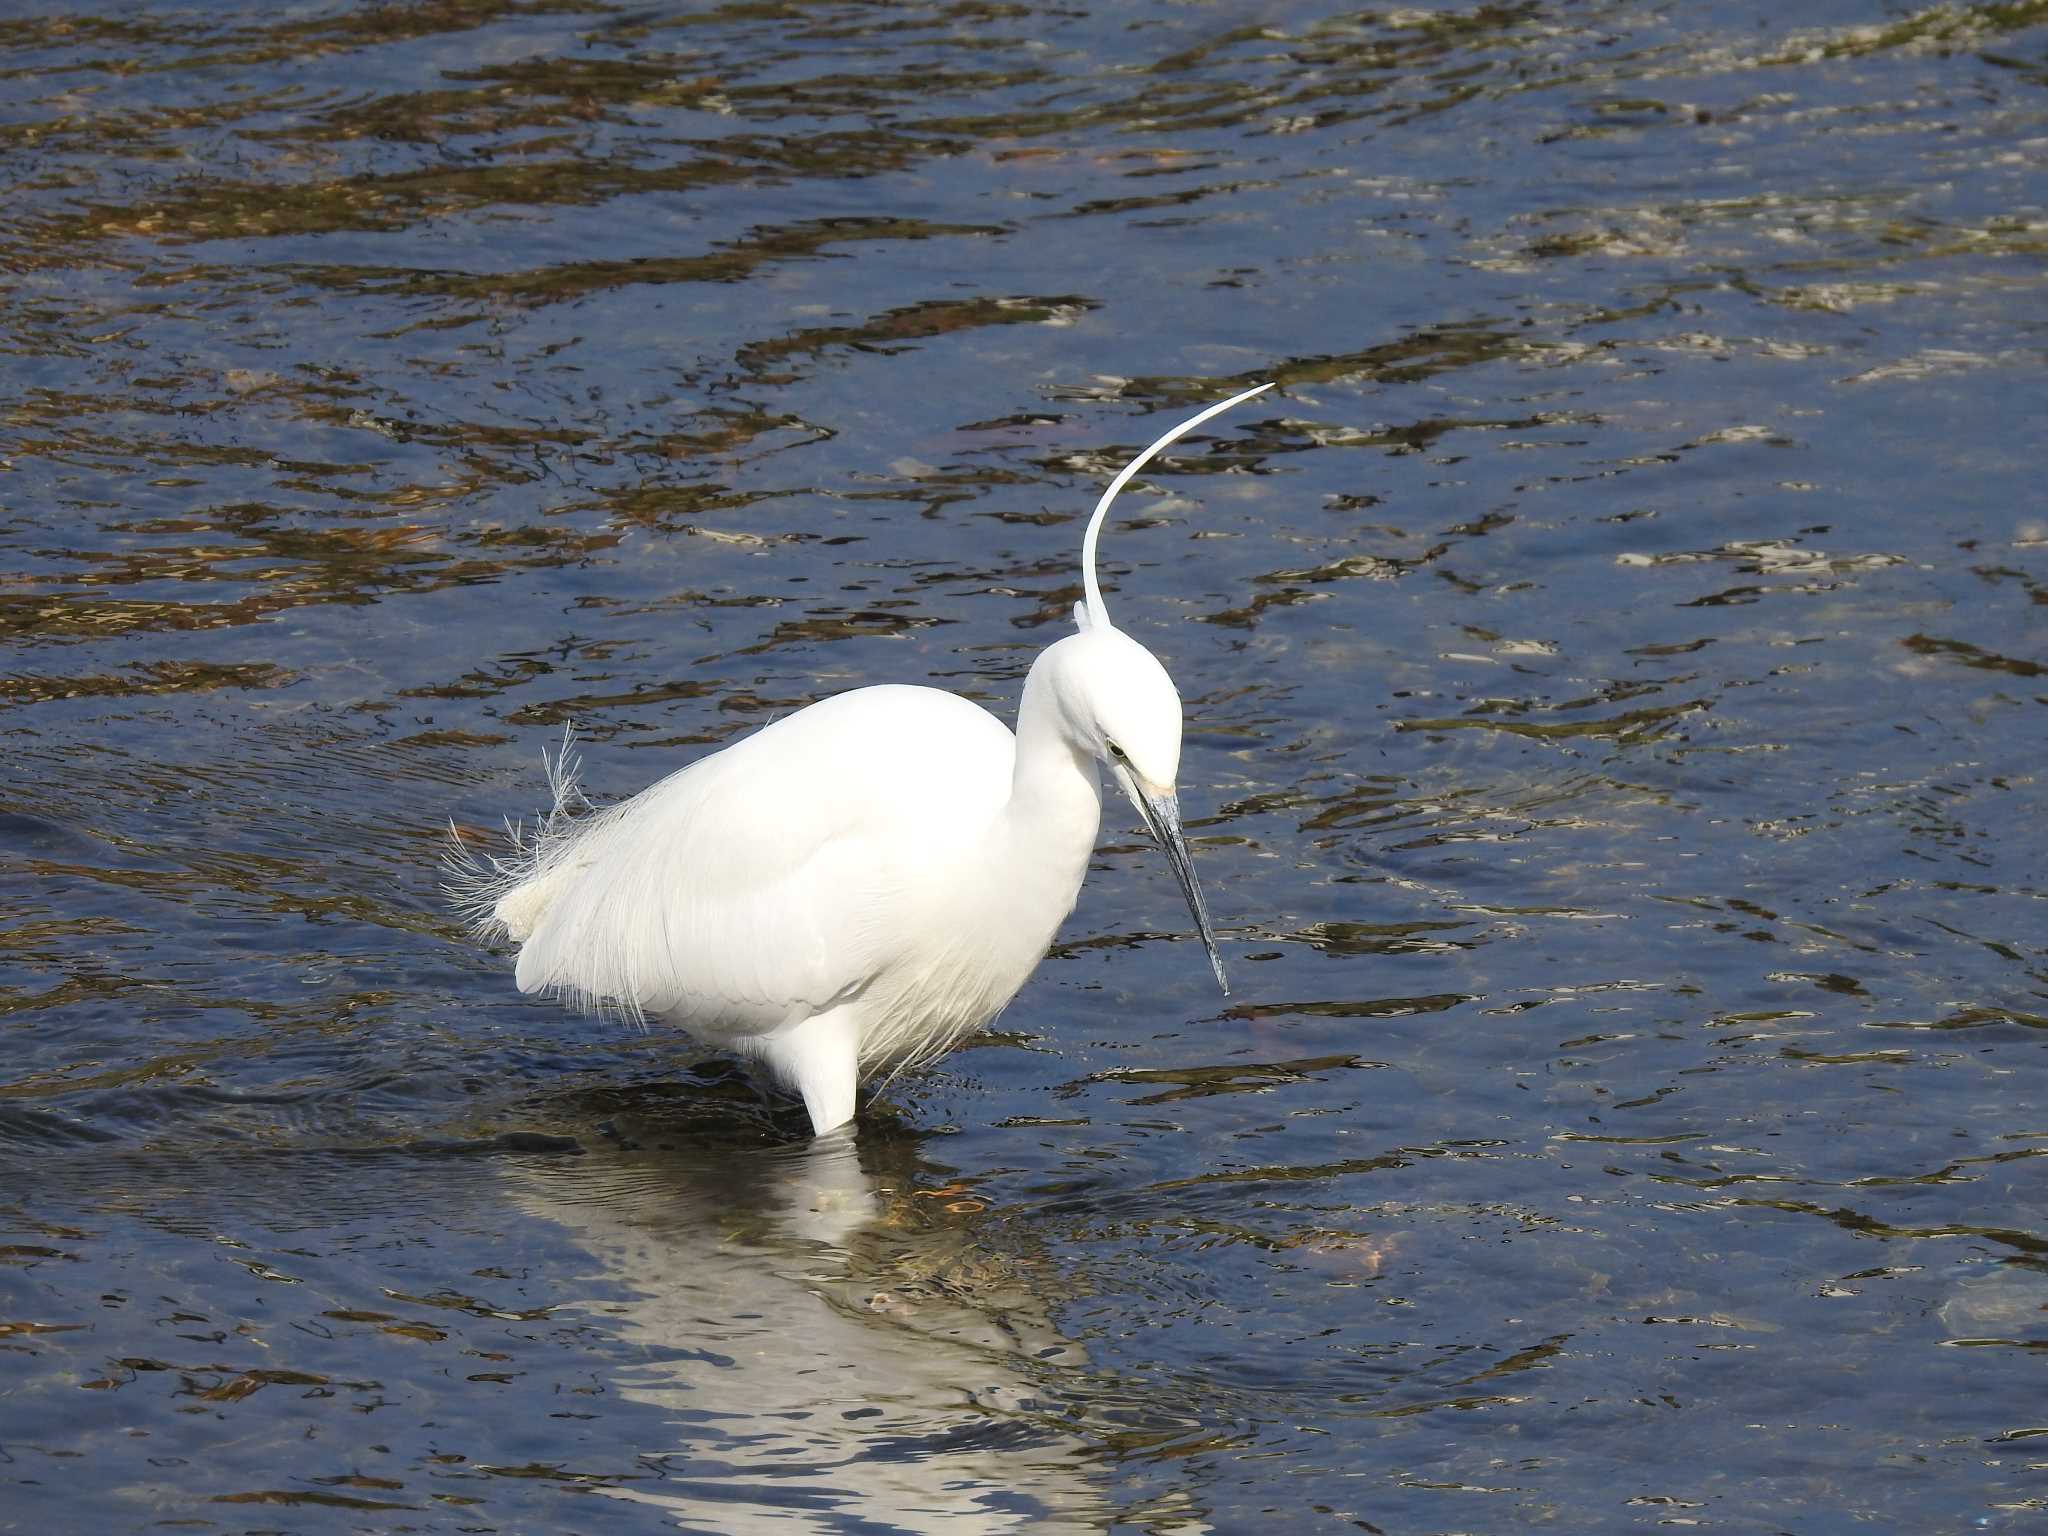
[1107, 741, 1127, 762]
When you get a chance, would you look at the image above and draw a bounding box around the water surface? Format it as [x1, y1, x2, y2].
[3, 2, 2045, 1531]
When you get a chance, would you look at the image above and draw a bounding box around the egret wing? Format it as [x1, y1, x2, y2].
[507, 687, 1011, 1041]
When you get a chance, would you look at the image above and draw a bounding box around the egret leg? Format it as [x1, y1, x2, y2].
[753, 1007, 861, 1136]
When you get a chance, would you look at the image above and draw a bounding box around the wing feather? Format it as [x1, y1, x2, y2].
[491, 687, 1013, 1042]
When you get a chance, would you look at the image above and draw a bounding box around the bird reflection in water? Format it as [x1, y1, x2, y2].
[498, 1095, 1113, 1532]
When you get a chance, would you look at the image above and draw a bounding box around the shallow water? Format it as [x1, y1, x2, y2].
[3, 1, 2044, 1530]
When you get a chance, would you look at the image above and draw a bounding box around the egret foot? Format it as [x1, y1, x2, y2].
[750, 1007, 860, 1135]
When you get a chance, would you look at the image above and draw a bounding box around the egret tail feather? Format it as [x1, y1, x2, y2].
[441, 725, 601, 944]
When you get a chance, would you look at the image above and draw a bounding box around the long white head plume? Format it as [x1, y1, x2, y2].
[1076, 381, 1274, 631]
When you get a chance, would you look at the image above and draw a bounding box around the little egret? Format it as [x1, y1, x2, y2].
[449, 382, 1271, 1135]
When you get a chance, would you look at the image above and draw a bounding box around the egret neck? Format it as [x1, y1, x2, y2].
[1000, 640, 1106, 908]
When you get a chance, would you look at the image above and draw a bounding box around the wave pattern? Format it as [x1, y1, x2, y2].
[1, 0, 2044, 1530]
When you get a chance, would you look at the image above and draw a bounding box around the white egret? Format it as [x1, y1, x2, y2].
[449, 382, 1271, 1136]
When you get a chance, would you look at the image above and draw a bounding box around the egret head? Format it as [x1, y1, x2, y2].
[1049, 380, 1272, 997]
[1042, 622, 1227, 996]
[1059, 622, 1184, 783]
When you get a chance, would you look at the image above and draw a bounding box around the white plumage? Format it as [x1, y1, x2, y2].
[450, 383, 1270, 1135]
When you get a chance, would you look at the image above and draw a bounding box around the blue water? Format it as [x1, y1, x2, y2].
[2, 2, 2044, 1530]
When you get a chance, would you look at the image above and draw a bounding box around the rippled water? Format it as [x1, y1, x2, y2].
[3, 2, 2044, 1530]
